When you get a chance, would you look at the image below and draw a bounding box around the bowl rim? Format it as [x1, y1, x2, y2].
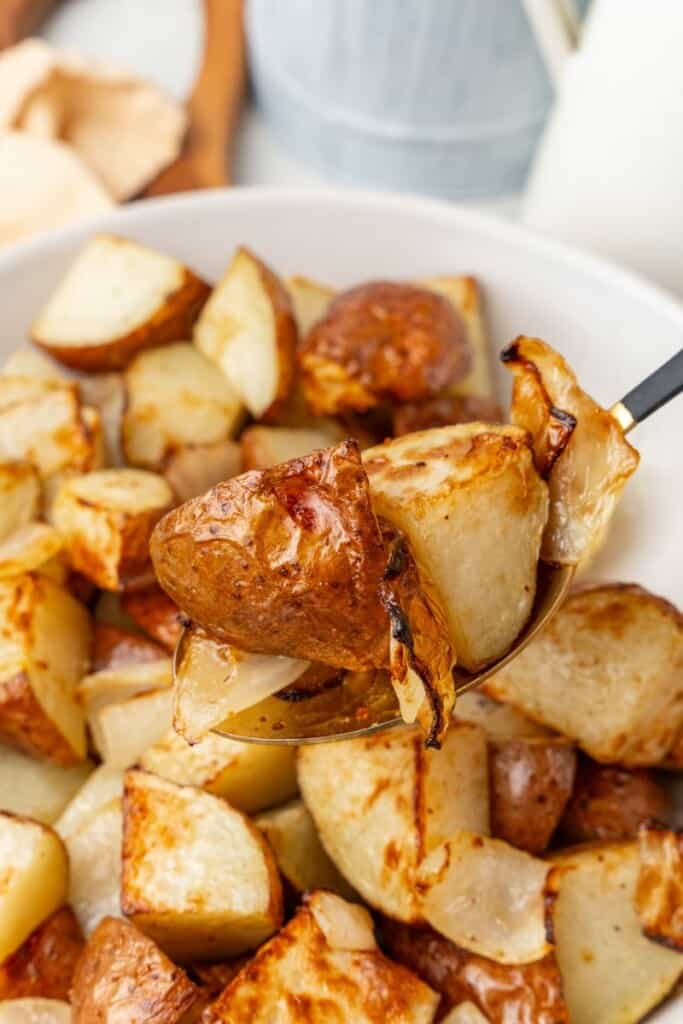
[2, 185, 683, 330]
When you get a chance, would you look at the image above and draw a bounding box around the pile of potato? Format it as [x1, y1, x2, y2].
[0, 235, 681, 1023]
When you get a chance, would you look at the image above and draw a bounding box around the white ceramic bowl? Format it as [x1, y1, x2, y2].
[0, 188, 681, 1020]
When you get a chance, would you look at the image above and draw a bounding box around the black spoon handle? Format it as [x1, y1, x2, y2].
[617, 348, 683, 429]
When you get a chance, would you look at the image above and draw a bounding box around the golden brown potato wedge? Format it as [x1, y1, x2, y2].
[122, 342, 243, 469]
[548, 842, 683, 1024]
[417, 832, 552, 964]
[381, 920, 569, 1024]
[163, 439, 241, 503]
[138, 727, 298, 813]
[71, 916, 199, 1024]
[0, 1000, 71, 1023]
[31, 234, 210, 371]
[0, 524, 63, 580]
[120, 586, 182, 652]
[62, 795, 123, 936]
[88, 687, 174, 768]
[365, 424, 549, 671]
[77, 658, 172, 714]
[0, 747, 92, 825]
[53, 468, 173, 590]
[299, 281, 470, 415]
[392, 394, 503, 436]
[489, 737, 576, 854]
[504, 337, 639, 565]
[240, 425, 340, 471]
[0, 813, 68, 962]
[298, 722, 489, 922]
[485, 584, 683, 765]
[121, 769, 283, 960]
[92, 623, 166, 672]
[635, 823, 683, 951]
[201, 891, 439, 1024]
[0, 377, 92, 478]
[194, 246, 297, 419]
[255, 800, 357, 899]
[0, 461, 40, 541]
[0, 573, 91, 764]
[0, 906, 83, 1001]
[453, 690, 553, 739]
[559, 758, 670, 843]
[151, 440, 390, 670]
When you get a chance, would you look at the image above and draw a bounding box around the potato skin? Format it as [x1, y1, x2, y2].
[299, 282, 471, 415]
[380, 920, 569, 1024]
[71, 915, 199, 1024]
[559, 757, 670, 844]
[92, 624, 166, 671]
[121, 587, 183, 653]
[489, 738, 576, 854]
[392, 394, 503, 437]
[0, 906, 83, 1001]
[150, 440, 390, 670]
[0, 672, 82, 766]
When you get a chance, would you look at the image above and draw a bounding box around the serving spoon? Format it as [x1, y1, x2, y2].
[176, 348, 682, 745]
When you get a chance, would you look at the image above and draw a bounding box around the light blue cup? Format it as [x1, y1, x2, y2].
[246, 0, 575, 199]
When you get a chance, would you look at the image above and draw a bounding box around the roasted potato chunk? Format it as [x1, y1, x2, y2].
[365, 424, 548, 671]
[298, 722, 489, 922]
[201, 891, 439, 1024]
[299, 281, 470, 415]
[55, 764, 122, 839]
[92, 623, 166, 672]
[381, 920, 569, 1024]
[122, 342, 243, 469]
[78, 371, 126, 466]
[62, 794, 123, 936]
[151, 440, 389, 669]
[78, 658, 172, 714]
[88, 687, 173, 768]
[0, 814, 68, 962]
[489, 737, 576, 853]
[53, 468, 173, 590]
[441, 1005, 488, 1024]
[486, 584, 683, 765]
[0, 524, 63, 580]
[635, 823, 683, 951]
[0, 906, 83, 1001]
[71, 916, 199, 1024]
[121, 586, 182, 652]
[0, 377, 92, 478]
[163, 439, 241, 503]
[417, 832, 552, 964]
[194, 246, 297, 419]
[392, 394, 503, 437]
[0, 1000, 71, 1023]
[548, 842, 683, 1024]
[241, 425, 339, 471]
[31, 234, 210, 371]
[504, 337, 639, 565]
[285, 274, 335, 335]
[453, 690, 553, 739]
[0, 747, 92, 825]
[0, 573, 91, 764]
[139, 728, 297, 813]
[0, 461, 40, 541]
[418, 275, 492, 400]
[121, 769, 283, 960]
[559, 758, 670, 843]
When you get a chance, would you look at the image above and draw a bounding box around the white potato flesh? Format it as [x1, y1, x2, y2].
[0, 1000, 71, 1024]
[256, 801, 357, 899]
[419, 276, 493, 399]
[78, 371, 126, 466]
[201, 891, 438, 1024]
[163, 439, 241, 502]
[64, 796, 123, 936]
[486, 584, 683, 765]
[365, 424, 548, 671]
[0, 461, 40, 541]
[453, 691, 553, 739]
[549, 842, 683, 1024]
[440, 1004, 488, 1024]
[55, 764, 123, 840]
[298, 722, 489, 922]
[77, 658, 172, 714]
[52, 468, 173, 590]
[0, 746, 92, 824]
[0, 524, 63, 580]
[121, 769, 283, 960]
[0, 377, 91, 478]
[241, 425, 338, 471]
[286, 275, 335, 336]
[2, 349, 66, 381]
[122, 342, 243, 469]
[0, 574, 91, 763]
[0, 813, 68, 961]
[80, 406, 106, 471]
[138, 728, 297, 813]
[417, 831, 551, 964]
[88, 688, 174, 769]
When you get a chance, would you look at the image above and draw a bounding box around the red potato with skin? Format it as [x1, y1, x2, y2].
[92, 623, 166, 672]
[559, 758, 671, 844]
[121, 586, 183, 652]
[392, 394, 503, 437]
[0, 907, 83, 1001]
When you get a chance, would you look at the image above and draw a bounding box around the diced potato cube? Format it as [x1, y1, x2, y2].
[285, 275, 335, 336]
[485, 584, 683, 765]
[77, 658, 172, 713]
[241, 424, 340, 471]
[120, 587, 181, 651]
[0, 462, 40, 542]
[635, 823, 683, 951]
[418, 275, 493, 399]
[0, 378, 91, 478]
[365, 424, 548, 671]
[31, 234, 210, 371]
[298, 722, 489, 922]
[559, 760, 670, 844]
[0, 813, 68, 961]
[0, 907, 83, 1001]
[78, 372, 125, 467]
[92, 623, 166, 673]
[163, 439, 241, 502]
[0, 574, 91, 764]
[121, 769, 283, 960]
[0, 524, 63, 580]
[88, 688, 173, 769]
[0, 747, 92, 825]
[122, 342, 243, 469]
[55, 764, 122, 840]
[52, 468, 173, 590]
[453, 691, 553, 739]
[63, 796, 123, 936]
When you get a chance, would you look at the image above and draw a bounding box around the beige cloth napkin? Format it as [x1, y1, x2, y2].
[0, 38, 187, 246]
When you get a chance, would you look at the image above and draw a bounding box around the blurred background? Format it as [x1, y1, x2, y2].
[2, 0, 682, 296]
